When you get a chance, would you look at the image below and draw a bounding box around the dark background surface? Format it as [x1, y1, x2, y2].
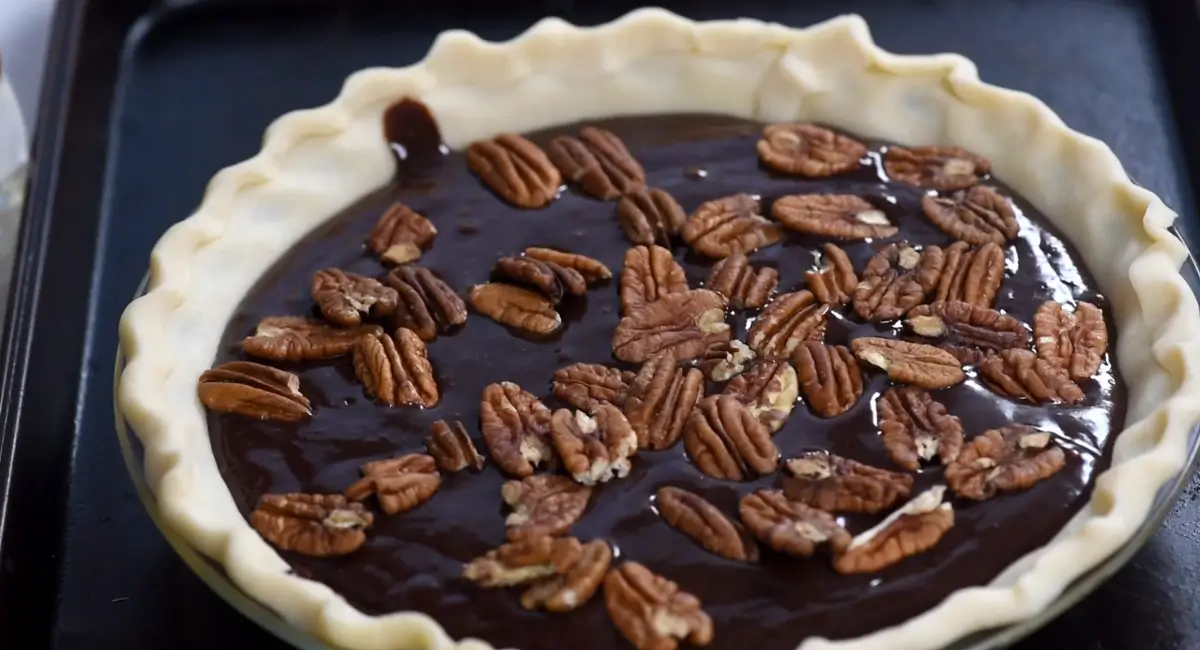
[2, 0, 1200, 649]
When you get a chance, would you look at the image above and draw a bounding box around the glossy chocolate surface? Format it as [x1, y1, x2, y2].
[208, 105, 1124, 650]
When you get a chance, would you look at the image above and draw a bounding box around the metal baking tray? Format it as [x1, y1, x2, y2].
[2, 0, 1199, 648]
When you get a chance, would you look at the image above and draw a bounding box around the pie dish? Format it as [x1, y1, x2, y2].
[116, 8, 1200, 650]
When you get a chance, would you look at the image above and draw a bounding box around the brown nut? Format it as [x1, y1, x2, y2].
[853, 244, 946, 321]
[884, 145, 991, 190]
[618, 187, 687, 247]
[367, 202, 438, 264]
[921, 186, 1018, 245]
[524, 247, 613, 284]
[469, 282, 562, 335]
[852, 337, 966, 390]
[701, 339, 756, 382]
[547, 126, 645, 200]
[613, 289, 731, 364]
[495, 255, 587, 304]
[747, 290, 829, 358]
[656, 486, 759, 562]
[782, 451, 913, 514]
[806, 243, 859, 307]
[502, 474, 594, 540]
[756, 124, 867, 177]
[723, 358, 798, 432]
[792, 342, 864, 418]
[906, 301, 1031, 364]
[242, 317, 382, 362]
[250, 493, 373, 557]
[620, 245, 689, 315]
[833, 486, 954, 574]
[978, 348, 1085, 405]
[604, 562, 714, 650]
[480, 381, 555, 477]
[311, 268, 399, 326]
[738, 489, 851, 558]
[877, 387, 964, 471]
[624, 351, 705, 450]
[684, 395, 779, 481]
[771, 194, 898, 240]
[467, 134, 561, 208]
[946, 425, 1065, 500]
[1033, 301, 1108, 381]
[552, 362, 636, 413]
[344, 453, 441, 515]
[198, 361, 312, 422]
[384, 265, 468, 342]
[681, 194, 785, 258]
[463, 535, 612, 614]
[935, 241, 1006, 308]
[427, 419, 485, 472]
[549, 405, 638, 485]
[706, 252, 779, 310]
[352, 328, 439, 407]
[519, 538, 612, 613]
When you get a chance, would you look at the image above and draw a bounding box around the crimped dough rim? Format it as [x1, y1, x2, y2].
[115, 8, 1200, 650]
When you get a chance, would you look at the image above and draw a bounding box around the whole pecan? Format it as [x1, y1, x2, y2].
[384, 265, 468, 342]
[352, 328, 439, 407]
[469, 282, 561, 335]
[978, 348, 1085, 404]
[906, 301, 1031, 364]
[681, 194, 785, 258]
[624, 351, 705, 450]
[345, 453, 441, 515]
[613, 289, 731, 364]
[604, 562, 714, 650]
[771, 194, 898, 240]
[617, 187, 687, 246]
[311, 269, 399, 326]
[518, 538, 612, 613]
[806, 243, 859, 307]
[524, 247, 613, 284]
[620, 245, 689, 315]
[250, 493, 373, 557]
[747, 290, 829, 358]
[877, 387, 964, 471]
[502, 474, 594, 540]
[495, 255, 587, 303]
[946, 425, 1066, 500]
[884, 145, 990, 190]
[792, 342, 864, 418]
[464, 535, 612, 613]
[781, 451, 913, 514]
[738, 489, 851, 558]
[756, 124, 867, 177]
[701, 339, 756, 382]
[852, 337, 966, 390]
[549, 405, 638, 485]
[723, 358, 798, 432]
[853, 244, 945, 321]
[552, 362, 636, 413]
[706, 252, 779, 310]
[656, 486, 759, 562]
[367, 202, 438, 264]
[921, 186, 1018, 245]
[480, 381, 555, 477]
[935, 241, 1006, 307]
[427, 419, 485, 472]
[833, 486, 955, 574]
[242, 317, 382, 361]
[198, 361, 311, 422]
[1033, 301, 1108, 381]
[467, 134, 562, 208]
[684, 395, 779, 480]
[547, 127, 645, 200]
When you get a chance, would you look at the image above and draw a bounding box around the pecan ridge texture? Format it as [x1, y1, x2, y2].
[480, 381, 555, 477]
[311, 268, 399, 326]
[502, 474, 594, 540]
[1033, 300, 1108, 381]
[792, 342, 863, 418]
[620, 245, 689, 315]
[782, 451, 913, 514]
[250, 493, 373, 557]
[384, 265, 468, 342]
[547, 126, 646, 200]
[344, 453, 441, 515]
[367, 201, 438, 264]
[549, 405, 639, 485]
[604, 562, 714, 650]
[681, 194, 784, 258]
[771, 194, 898, 240]
[352, 328, 439, 407]
[756, 124, 867, 177]
[613, 289, 731, 364]
[684, 395, 779, 481]
[198, 360, 312, 422]
[623, 351, 705, 450]
[618, 187, 687, 246]
[706, 251, 779, 310]
[467, 133, 562, 208]
[945, 425, 1066, 500]
[656, 486, 759, 562]
[877, 386, 964, 471]
[242, 317, 381, 361]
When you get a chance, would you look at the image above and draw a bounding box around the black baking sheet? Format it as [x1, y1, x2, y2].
[2, 0, 1200, 649]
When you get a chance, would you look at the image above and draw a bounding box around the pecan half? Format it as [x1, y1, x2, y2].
[250, 493, 373, 557]
[467, 134, 561, 208]
[550, 405, 638, 485]
[198, 361, 311, 422]
[701, 339, 756, 382]
[311, 269, 399, 326]
[427, 419, 485, 472]
[781, 451, 913, 514]
[480, 382, 555, 477]
[853, 244, 945, 321]
[368, 202, 438, 264]
[878, 387, 964, 470]
[1033, 301, 1108, 381]
[618, 187, 687, 246]
[921, 186, 1018, 245]
[723, 358, 798, 432]
[906, 301, 1031, 364]
[613, 289, 731, 364]
[884, 146, 990, 190]
[242, 317, 382, 361]
[706, 252, 779, 310]
[739, 489, 851, 558]
[552, 362, 636, 413]
[345, 453, 441, 515]
[946, 425, 1066, 500]
[852, 337, 965, 390]
[935, 241, 1006, 307]
[620, 245, 689, 315]
[978, 348, 1085, 404]
[747, 291, 829, 358]
[684, 395, 779, 480]
[524, 247, 613, 284]
[469, 282, 561, 335]
[624, 351, 705, 450]
[519, 538, 612, 612]
[384, 266, 468, 342]
[502, 474, 593, 540]
[495, 255, 587, 303]
[756, 124, 867, 177]
[681, 194, 785, 258]
[352, 328, 439, 407]
[604, 562, 714, 650]
[464, 535, 612, 613]
[656, 486, 759, 562]
[547, 127, 645, 200]
[792, 342, 864, 418]
[771, 194, 898, 239]
[833, 486, 955, 574]
[806, 243, 859, 307]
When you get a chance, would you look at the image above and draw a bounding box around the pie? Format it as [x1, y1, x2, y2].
[116, 9, 1200, 650]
